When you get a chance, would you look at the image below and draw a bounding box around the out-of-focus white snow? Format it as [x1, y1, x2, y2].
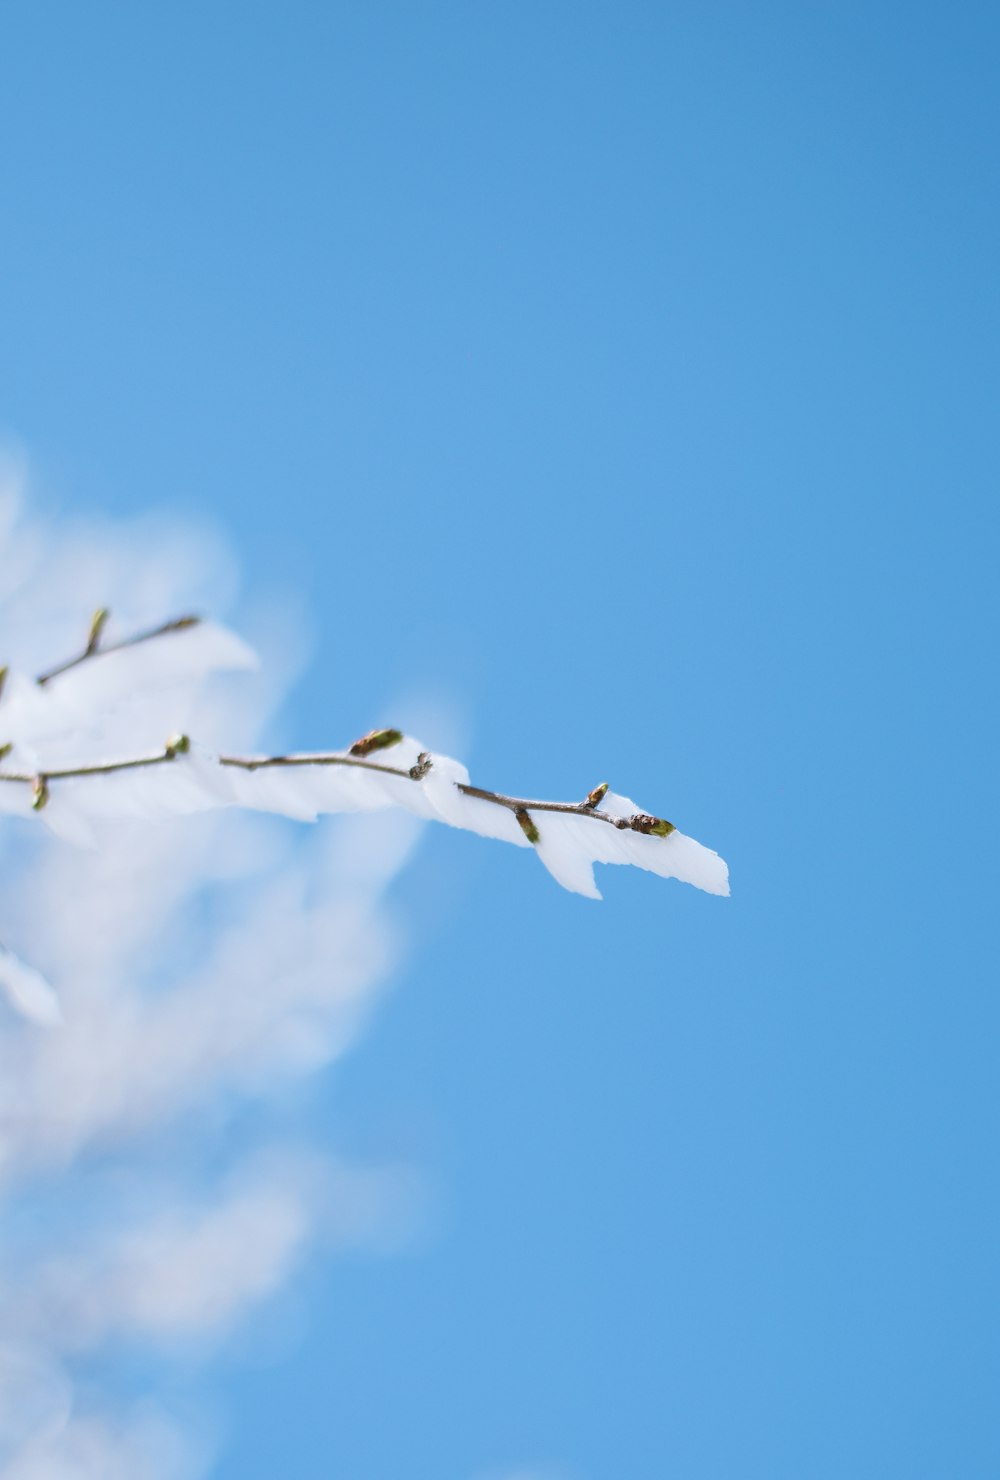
[0, 469, 423, 1478]
[0, 945, 63, 1027]
[1, 620, 256, 770]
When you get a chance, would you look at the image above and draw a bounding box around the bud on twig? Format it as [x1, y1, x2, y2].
[164, 733, 190, 758]
[409, 752, 433, 780]
[584, 781, 609, 809]
[31, 776, 49, 811]
[86, 607, 110, 655]
[630, 812, 675, 837]
[515, 807, 540, 844]
[0, 743, 11, 760]
[349, 728, 403, 758]
[0, 666, 7, 703]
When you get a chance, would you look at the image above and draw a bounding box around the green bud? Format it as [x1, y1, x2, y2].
[515, 807, 540, 845]
[585, 782, 609, 809]
[0, 665, 7, 703]
[165, 733, 190, 758]
[349, 728, 403, 757]
[631, 812, 675, 837]
[31, 776, 49, 811]
[86, 607, 110, 654]
[0, 742, 11, 761]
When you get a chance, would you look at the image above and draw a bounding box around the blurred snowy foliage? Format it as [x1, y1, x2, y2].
[0, 463, 423, 1478]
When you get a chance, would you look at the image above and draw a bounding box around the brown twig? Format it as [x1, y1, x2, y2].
[219, 752, 410, 780]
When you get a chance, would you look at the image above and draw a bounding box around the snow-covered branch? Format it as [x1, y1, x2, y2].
[0, 610, 729, 901]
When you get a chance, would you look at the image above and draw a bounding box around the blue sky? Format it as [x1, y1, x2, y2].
[1, 3, 997, 1477]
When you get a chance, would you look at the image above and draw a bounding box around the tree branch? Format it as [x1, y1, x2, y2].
[0, 740, 673, 834]
[0, 614, 676, 836]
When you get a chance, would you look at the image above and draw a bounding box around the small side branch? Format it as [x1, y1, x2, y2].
[35, 613, 201, 687]
[0, 736, 190, 810]
[459, 782, 627, 829]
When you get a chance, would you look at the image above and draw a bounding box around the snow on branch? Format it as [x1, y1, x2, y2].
[0, 610, 730, 903]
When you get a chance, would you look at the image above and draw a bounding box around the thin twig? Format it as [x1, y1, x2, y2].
[35, 615, 201, 687]
[457, 783, 626, 827]
[219, 753, 410, 780]
[221, 755, 631, 827]
[0, 750, 177, 784]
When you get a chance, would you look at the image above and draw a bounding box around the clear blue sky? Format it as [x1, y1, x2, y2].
[1, 3, 997, 1477]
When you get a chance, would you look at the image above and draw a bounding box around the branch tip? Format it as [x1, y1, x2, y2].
[31, 776, 49, 811]
[631, 812, 675, 837]
[0, 665, 7, 703]
[164, 733, 190, 758]
[585, 781, 609, 809]
[409, 752, 433, 780]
